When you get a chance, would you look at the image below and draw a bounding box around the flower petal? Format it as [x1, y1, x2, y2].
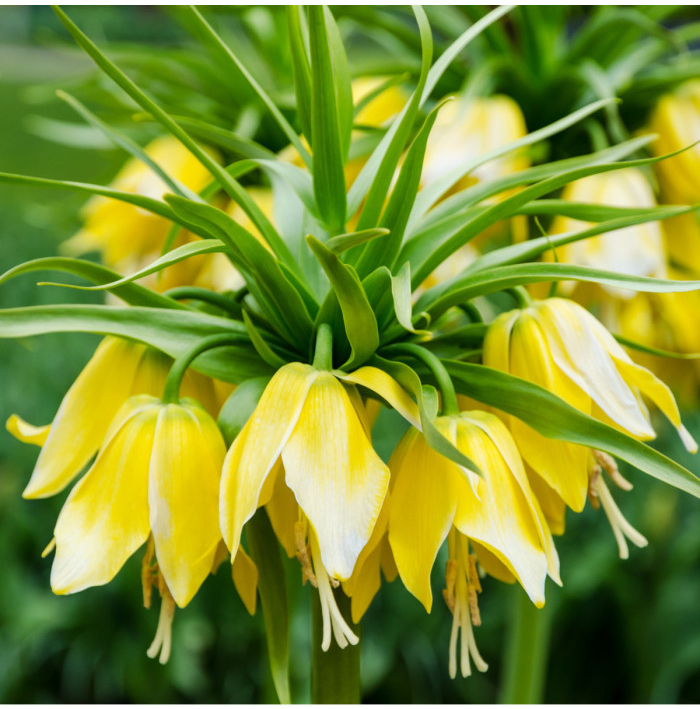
[453, 416, 548, 607]
[337, 366, 420, 429]
[283, 372, 389, 581]
[149, 403, 226, 608]
[388, 422, 457, 611]
[6, 414, 50, 446]
[220, 363, 317, 557]
[51, 404, 157, 594]
[265, 469, 299, 559]
[232, 546, 259, 615]
[507, 312, 591, 511]
[24, 337, 144, 499]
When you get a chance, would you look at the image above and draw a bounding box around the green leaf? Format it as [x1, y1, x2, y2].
[309, 5, 347, 231]
[45, 240, 228, 292]
[287, 6, 313, 142]
[407, 144, 698, 287]
[326, 228, 389, 254]
[166, 196, 314, 349]
[57, 90, 198, 201]
[388, 263, 429, 336]
[306, 235, 379, 368]
[323, 6, 354, 160]
[352, 6, 432, 233]
[52, 6, 297, 272]
[409, 97, 617, 226]
[0, 304, 271, 383]
[420, 263, 700, 318]
[177, 5, 311, 168]
[614, 335, 700, 361]
[463, 204, 697, 275]
[0, 172, 189, 227]
[246, 510, 292, 705]
[371, 355, 482, 476]
[355, 98, 447, 275]
[446, 362, 700, 499]
[242, 311, 289, 369]
[0, 257, 184, 310]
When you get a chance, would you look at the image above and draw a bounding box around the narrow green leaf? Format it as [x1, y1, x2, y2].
[447, 362, 700, 499]
[0, 304, 271, 383]
[421, 263, 700, 318]
[287, 5, 313, 142]
[309, 5, 347, 231]
[408, 144, 699, 287]
[57, 90, 197, 201]
[409, 97, 617, 225]
[614, 335, 700, 360]
[166, 196, 314, 349]
[46, 240, 227, 292]
[52, 6, 297, 271]
[306, 235, 379, 368]
[371, 355, 482, 475]
[323, 5, 353, 159]
[246, 510, 292, 705]
[242, 311, 289, 369]
[327, 228, 389, 254]
[352, 6, 432, 233]
[464, 204, 697, 276]
[178, 5, 311, 168]
[355, 99, 447, 275]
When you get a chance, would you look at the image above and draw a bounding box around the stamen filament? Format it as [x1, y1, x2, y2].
[147, 587, 176, 664]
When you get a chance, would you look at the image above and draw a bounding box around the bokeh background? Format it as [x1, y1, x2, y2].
[1, 6, 700, 703]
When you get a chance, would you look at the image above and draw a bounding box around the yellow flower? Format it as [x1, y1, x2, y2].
[649, 80, 700, 206]
[483, 297, 697, 512]
[219, 361, 418, 648]
[50, 395, 225, 607]
[62, 135, 220, 291]
[550, 169, 667, 299]
[388, 410, 558, 678]
[8, 336, 216, 499]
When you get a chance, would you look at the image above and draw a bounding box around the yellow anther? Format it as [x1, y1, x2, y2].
[594, 449, 633, 491]
[141, 536, 157, 610]
[467, 554, 482, 594]
[294, 521, 317, 588]
[443, 559, 458, 613]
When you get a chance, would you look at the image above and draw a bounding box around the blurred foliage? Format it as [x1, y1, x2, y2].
[1, 5, 700, 703]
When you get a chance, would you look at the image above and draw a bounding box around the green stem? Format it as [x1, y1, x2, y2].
[508, 285, 533, 308]
[499, 586, 554, 704]
[163, 286, 242, 317]
[162, 333, 249, 404]
[382, 343, 459, 416]
[313, 323, 334, 370]
[311, 589, 361, 703]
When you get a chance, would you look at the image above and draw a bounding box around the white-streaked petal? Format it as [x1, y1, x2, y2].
[282, 372, 389, 581]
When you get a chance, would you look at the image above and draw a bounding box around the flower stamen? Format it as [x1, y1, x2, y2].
[146, 582, 176, 665]
[309, 533, 358, 652]
[294, 521, 317, 588]
[590, 474, 648, 559]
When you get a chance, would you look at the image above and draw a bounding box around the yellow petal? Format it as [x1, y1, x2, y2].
[388, 422, 458, 611]
[220, 363, 317, 557]
[24, 337, 144, 499]
[6, 414, 50, 446]
[507, 311, 591, 511]
[471, 541, 515, 584]
[337, 366, 420, 429]
[452, 415, 548, 607]
[526, 465, 567, 536]
[51, 404, 158, 594]
[282, 372, 390, 581]
[483, 309, 519, 374]
[149, 403, 226, 608]
[232, 546, 259, 615]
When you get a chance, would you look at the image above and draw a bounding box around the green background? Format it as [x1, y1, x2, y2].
[1, 6, 700, 703]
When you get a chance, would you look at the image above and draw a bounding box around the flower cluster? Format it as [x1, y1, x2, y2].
[4, 5, 700, 700]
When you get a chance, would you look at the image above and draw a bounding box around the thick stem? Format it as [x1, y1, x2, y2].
[313, 323, 334, 371]
[161, 333, 248, 404]
[499, 586, 554, 704]
[311, 589, 361, 704]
